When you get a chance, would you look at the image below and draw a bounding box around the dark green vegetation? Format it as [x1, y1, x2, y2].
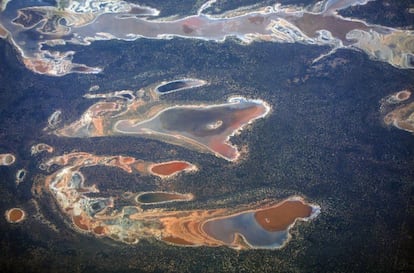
[0, 1, 413, 272]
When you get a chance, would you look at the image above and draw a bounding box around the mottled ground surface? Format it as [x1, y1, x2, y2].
[0, 0, 413, 272]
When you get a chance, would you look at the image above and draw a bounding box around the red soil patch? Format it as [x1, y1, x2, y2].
[162, 236, 195, 246]
[93, 226, 106, 235]
[151, 161, 191, 176]
[73, 215, 89, 231]
[6, 208, 25, 223]
[254, 200, 312, 232]
[209, 138, 237, 160]
[120, 156, 135, 164]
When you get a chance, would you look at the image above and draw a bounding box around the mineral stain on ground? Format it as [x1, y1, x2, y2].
[5, 208, 26, 223]
[0, 0, 413, 272]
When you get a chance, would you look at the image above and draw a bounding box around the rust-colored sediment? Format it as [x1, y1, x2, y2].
[156, 209, 228, 247]
[120, 156, 136, 165]
[150, 161, 191, 176]
[209, 138, 237, 160]
[254, 200, 312, 232]
[208, 103, 268, 160]
[92, 117, 105, 135]
[233, 104, 267, 124]
[162, 236, 195, 246]
[73, 215, 89, 231]
[89, 102, 120, 117]
[93, 226, 106, 235]
[43, 150, 319, 248]
[5, 208, 26, 223]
